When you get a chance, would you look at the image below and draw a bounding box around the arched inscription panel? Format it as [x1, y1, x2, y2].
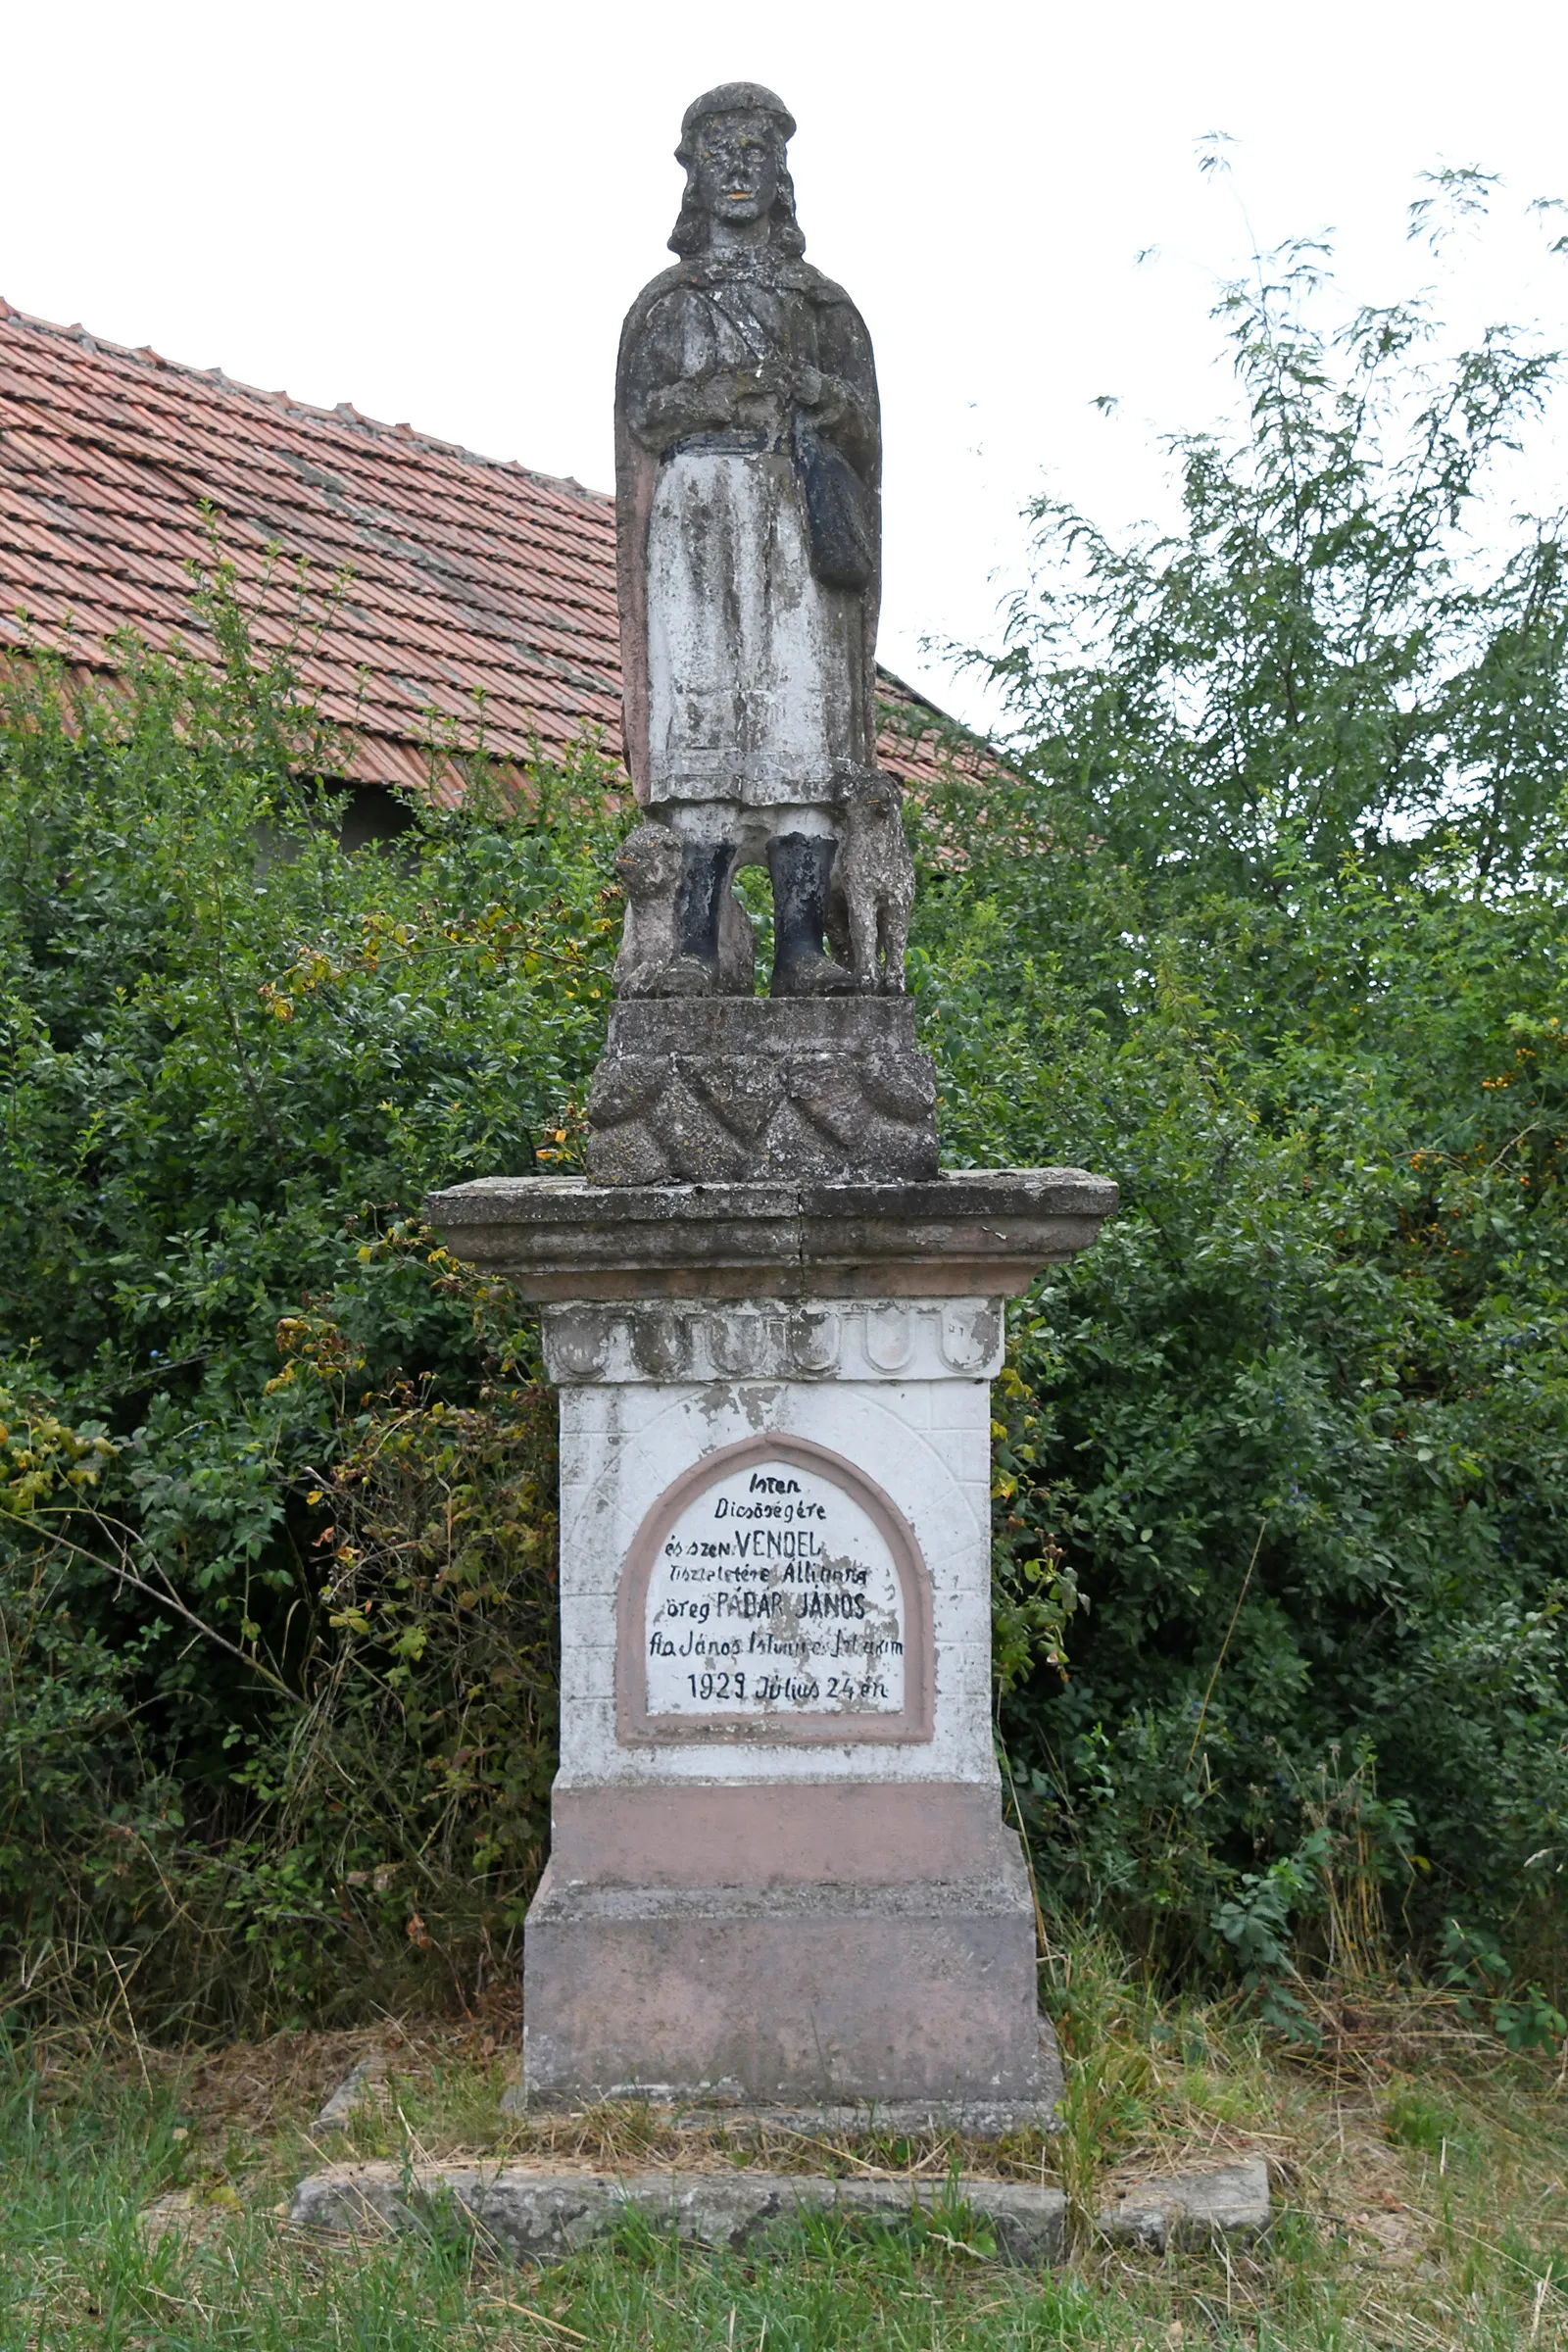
[615, 1435, 934, 1745]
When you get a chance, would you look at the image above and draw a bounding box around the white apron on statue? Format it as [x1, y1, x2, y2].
[645, 440, 866, 807]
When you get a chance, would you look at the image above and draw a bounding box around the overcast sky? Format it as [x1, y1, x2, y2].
[4, 0, 1565, 728]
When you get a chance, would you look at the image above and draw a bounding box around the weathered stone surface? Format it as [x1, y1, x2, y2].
[425, 1168, 1119, 1301]
[523, 1862, 1053, 2112]
[556, 1364, 995, 1782]
[290, 2161, 1068, 2264]
[619, 86, 881, 817]
[425, 1173, 1117, 2127]
[549, 1782, 1008, 1886]
[310, 2054, 386, 2136]
[661, 2081, 1064, 2141]
[1095, 2158, 1271, 2250]
[614, 86, 887, 1001]
[290, 2154, 1272, 2264]
[612, 823, 758, 1000]
[831, 774, 914, 995]
[616, 1431, 933, 1747]
[586, 999, 938, 1184]
[529, 1327, 1054, 2117]
[415, 84, 1129, 2160]
[540, 1296, 1004, 1384]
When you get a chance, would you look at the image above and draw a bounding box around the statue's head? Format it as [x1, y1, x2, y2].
[851, 773, 904, 830]
[616, 822, 683, 905]
[669, 82, 805, 260]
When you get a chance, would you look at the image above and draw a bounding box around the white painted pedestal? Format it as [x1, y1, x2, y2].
[527, 1294, 1053, 2123]
[426, 1173, 1117, 2127]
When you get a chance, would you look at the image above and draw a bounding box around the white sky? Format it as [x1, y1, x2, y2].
[4, 0, 1566, 730]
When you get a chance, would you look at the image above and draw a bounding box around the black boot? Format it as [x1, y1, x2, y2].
[766, 833, 856, 998]
[666, 839, 738, 994]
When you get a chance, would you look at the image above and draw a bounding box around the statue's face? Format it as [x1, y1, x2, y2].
[692, 110, 781, 225]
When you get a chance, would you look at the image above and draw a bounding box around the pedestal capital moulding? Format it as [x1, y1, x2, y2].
[539, 1295, 1006, 1386]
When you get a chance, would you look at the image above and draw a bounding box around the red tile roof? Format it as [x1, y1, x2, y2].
[0, 299, 976, 804]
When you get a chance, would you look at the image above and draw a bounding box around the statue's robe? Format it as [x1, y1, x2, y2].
[614, 252, 881, 810]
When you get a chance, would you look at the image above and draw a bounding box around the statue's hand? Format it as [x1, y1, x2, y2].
[632, 369, 743, 447]
[728, 360, 793, 404]
[702, 372, 744, 424]
[804, 370, 852, 428]
[711, 366, 795, 420]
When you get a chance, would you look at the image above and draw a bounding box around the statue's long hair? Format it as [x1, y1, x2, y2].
[667, 128, 806, 260]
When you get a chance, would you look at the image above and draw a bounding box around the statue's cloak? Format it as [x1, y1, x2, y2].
[614, 254, 881, 807]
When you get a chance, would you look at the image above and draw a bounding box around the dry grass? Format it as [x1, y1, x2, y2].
[6, 1955, 1567, 2349]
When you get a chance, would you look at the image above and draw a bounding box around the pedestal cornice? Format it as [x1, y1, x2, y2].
[424, 1168, 1119, 1301]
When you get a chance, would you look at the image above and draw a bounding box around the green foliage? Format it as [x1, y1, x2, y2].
[964, 193, 1568, 890]
[1438, 1920, 1568, 2054]
[910, 787, 1568, 1994]
[922, 196, 1568, 2011]
[1383, 2086, 1465, 2158]
[0, 590, 620, 2030]
[3, 192, 1567, 2035]
[21, 1939, 1568, 2352]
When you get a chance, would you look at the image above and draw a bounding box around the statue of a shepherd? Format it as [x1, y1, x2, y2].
[615, 82, 883, 998]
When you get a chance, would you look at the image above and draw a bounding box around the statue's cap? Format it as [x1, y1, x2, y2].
[677, 82, 796, 157]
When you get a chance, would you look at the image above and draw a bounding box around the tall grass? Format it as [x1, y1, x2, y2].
[5, 1944, 1567, 2350]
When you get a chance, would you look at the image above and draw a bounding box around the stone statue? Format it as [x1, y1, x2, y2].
[586, 84, 935, 1185]
[614, 82, 884, 998]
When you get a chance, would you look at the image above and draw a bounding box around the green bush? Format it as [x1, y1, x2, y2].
[924, 194, 1568, 2000]
[2, 189, 1565, 2032]
[0, 607, 619, 2029]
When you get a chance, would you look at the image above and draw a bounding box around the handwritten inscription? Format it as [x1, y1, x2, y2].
[643, 1460, 906, 1720]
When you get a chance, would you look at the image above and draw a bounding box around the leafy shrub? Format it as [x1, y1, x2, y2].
[2, 186, 1566, 2033]
[0, 605, 619, 2030]
[928, 189, 1568, 2004]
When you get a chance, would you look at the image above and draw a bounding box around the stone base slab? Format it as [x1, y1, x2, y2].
[1096, 2159, 1272, 2251]
[288, 2156, 1271, 2263]
[522, 1855, 1054, 2112]
[291, 2161, 1068, 2263]
[425, 1170, 1119, 1301]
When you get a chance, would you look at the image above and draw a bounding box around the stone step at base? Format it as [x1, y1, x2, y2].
[288, 2156, 1272, 2264]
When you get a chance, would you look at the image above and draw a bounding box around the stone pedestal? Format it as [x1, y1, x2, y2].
[428, 1172, 1116, 2124]
[586, 1000, 940, 1188]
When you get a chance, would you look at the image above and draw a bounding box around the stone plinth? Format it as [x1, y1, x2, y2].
[428, 1168, 1117, 1301]
[586, 999, 940, 1186]
[426, 1175, 1116, 2125]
